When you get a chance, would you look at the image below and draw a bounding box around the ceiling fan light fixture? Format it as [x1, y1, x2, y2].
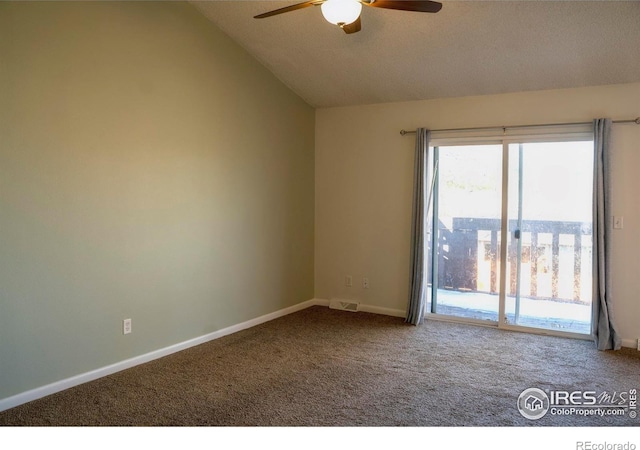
[321, 0, 362, 26]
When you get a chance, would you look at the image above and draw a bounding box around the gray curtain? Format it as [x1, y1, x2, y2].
[593, 118, 621, 351]
[406, 128, 433, 325]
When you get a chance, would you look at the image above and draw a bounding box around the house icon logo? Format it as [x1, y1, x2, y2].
[517, 388, 550, 420]
[525, 395, 543, 411]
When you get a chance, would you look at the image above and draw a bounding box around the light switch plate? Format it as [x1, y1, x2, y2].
[613, 216, 624, 229]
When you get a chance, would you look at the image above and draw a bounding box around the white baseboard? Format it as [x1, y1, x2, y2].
[318, 297, 406, 318]
[621, 338, 638, 350]
[358, 303, 406, 318]
[313, 298, 330, 307]
[0, 298, 326, 413]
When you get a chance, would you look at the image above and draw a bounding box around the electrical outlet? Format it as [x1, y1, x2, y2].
[345, 275, 353, 287]
[363, 277, 369, 289]
[123, 318, 132, 335]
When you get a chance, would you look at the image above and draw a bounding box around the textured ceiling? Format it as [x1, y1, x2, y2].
[193, 1, 640, 108]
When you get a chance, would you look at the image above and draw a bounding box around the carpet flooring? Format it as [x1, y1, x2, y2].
[0, 306, 638, 426]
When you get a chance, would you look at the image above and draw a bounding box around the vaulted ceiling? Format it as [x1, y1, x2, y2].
[193, 1, 640, 108]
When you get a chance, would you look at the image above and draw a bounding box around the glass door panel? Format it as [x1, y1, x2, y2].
[505, 142, 593, 334]
[428, 144, 503, 322]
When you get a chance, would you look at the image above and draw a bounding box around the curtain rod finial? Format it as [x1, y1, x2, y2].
[635, 117, 640, 125]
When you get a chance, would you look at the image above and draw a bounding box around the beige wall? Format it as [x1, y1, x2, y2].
[315, 83, 640, 346]
[0, 2, 315, 400]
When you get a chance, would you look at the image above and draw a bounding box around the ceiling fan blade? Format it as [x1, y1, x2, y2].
[342, 16, 362, 34]
[254, 1, 322, 19]
[364, 0, 442, 13]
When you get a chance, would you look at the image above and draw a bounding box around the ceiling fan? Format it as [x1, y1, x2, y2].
[254, 0, 442, 34]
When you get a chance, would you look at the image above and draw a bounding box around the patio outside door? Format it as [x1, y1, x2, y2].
[427, 144, 503, 323]
[427, 138, 594, 337]
[505, 141, 593, 334]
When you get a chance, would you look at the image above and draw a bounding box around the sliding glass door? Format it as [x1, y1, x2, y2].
[427, 134, 594, 337]
[427, 144, 503, 323]
[505, 141, 593, 334]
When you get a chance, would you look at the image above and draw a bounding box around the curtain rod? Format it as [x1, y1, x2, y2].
[399, 117, 640, 135]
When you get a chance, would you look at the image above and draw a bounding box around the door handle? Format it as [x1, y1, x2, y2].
[514, 229, 521, 239]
